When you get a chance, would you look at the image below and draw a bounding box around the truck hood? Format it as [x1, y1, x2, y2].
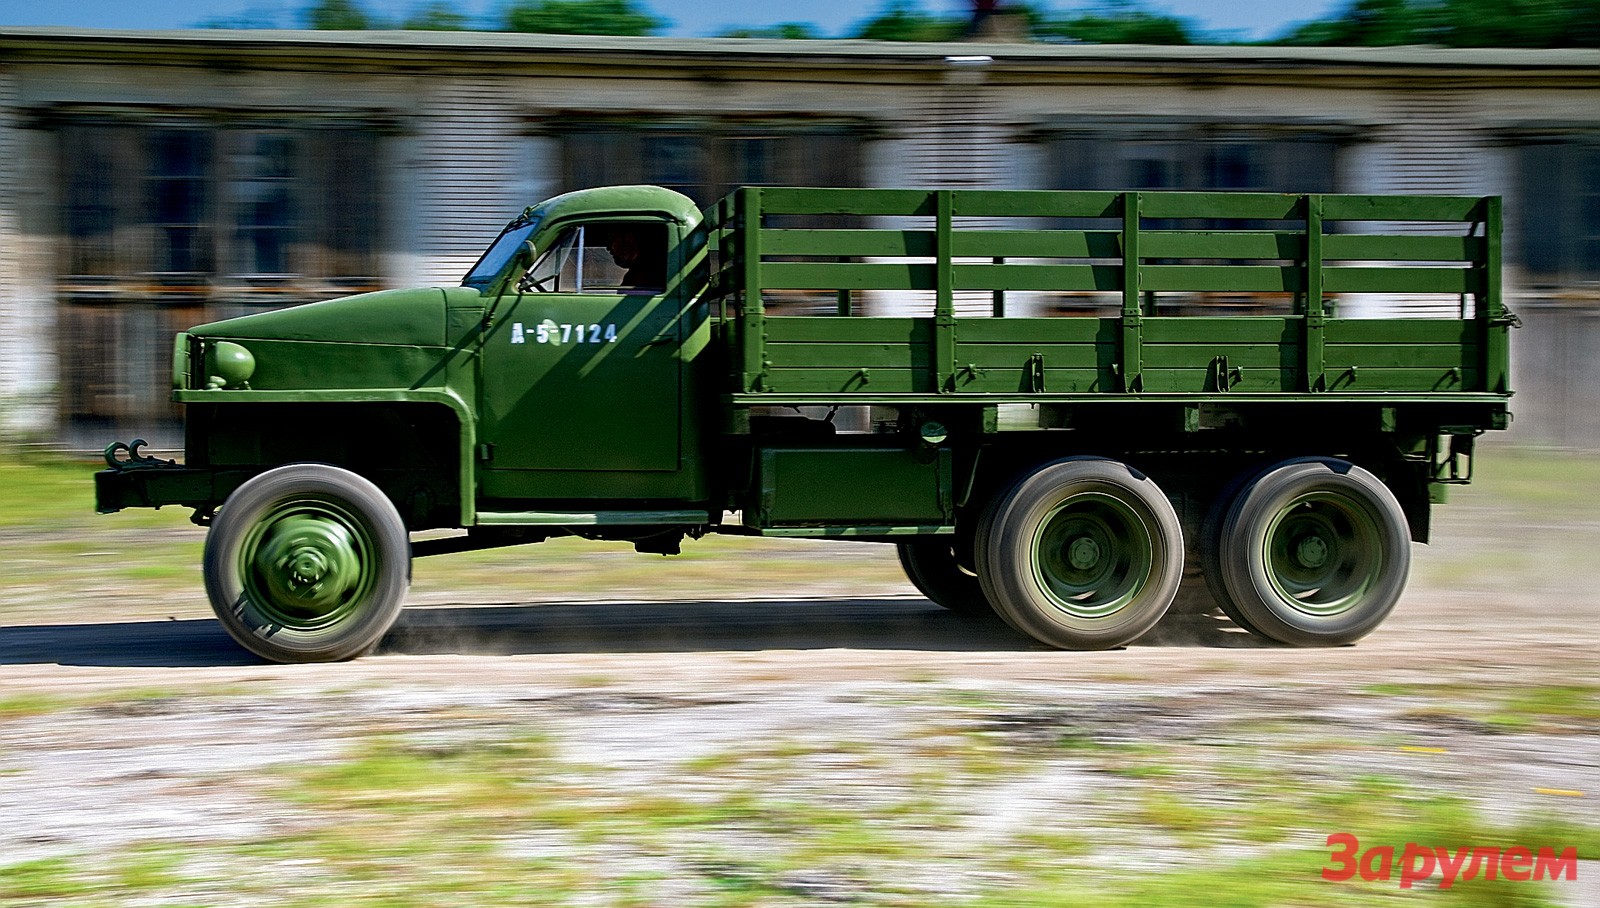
[189, 287, 466, 347]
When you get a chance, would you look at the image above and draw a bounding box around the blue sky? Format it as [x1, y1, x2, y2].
[1, 1, 1345, 41]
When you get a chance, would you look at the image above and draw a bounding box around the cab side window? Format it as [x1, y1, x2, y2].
[526, 222, 668, 295]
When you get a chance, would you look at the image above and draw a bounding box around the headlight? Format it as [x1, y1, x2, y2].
[207, 341, 256, 390]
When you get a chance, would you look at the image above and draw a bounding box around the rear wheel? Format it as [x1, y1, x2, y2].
[203, 464, 410, 663]
[976, 457, 1183, 650]
[896, 539, 994, 617]
[1212, 457, 1409, 646]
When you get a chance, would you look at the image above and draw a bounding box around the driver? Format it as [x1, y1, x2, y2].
[602, 224, 667, 291]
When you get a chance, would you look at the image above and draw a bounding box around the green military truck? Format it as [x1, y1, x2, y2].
[97, 185, 1513, 663]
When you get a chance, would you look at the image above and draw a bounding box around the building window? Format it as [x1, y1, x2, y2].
[55, 117, 385, 442]
[226, 131, 294, 277]
[556, 118, 865, 207]
[1517, 139, 1600, 286]
[1050, 128, 1341, 193]
[1043, 123, 1345, 314]
[148, 129, 211, 277]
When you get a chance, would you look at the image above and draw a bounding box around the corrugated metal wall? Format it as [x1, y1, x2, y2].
[407, 79, 534, 289]
[0, 66, 21, 432]
[870, 71, 1024, 318]
[1341, 89, 1496, 318]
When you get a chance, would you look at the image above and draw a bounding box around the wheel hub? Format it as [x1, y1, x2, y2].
[1294, 535, 1330, 569]
[1264, 494, 1383, 617]
[1068, 536, 1102, 570]
[1032, 491, 1151, 620]
[252, 513, 363, 618]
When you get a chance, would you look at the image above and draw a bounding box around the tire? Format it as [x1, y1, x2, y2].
[896, 539, 994, 617]
[203, 463, 410, 663]
[1213, 457, 1409, 646]
[975, 457, 1183, 650]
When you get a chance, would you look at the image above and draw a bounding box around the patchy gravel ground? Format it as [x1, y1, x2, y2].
[0, 447, 1596, 906]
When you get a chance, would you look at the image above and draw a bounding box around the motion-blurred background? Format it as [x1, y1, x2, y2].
[0, 0, 1595, 449]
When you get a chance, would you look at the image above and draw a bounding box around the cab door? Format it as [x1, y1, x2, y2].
[477, 220, 684, 500]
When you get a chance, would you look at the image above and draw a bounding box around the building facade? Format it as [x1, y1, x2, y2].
[0, 29, 1596, 446]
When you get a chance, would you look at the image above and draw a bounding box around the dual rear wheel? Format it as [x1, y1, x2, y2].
[1204, 457, 1410, 646]
[898, 455, 1411, 650]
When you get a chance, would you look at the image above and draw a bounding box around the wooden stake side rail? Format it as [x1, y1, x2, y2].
[701, 187, 1509, 401]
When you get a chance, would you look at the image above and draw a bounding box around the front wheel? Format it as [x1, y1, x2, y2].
[203, 464, 410, 663]
[976, 457, 1183, 650]
[1213, 458, 1410, 646]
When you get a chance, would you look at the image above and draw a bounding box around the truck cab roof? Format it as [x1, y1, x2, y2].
[526, 185, 702, 230]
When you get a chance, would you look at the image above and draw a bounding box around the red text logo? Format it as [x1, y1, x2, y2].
[1324, 833, 1579, 889]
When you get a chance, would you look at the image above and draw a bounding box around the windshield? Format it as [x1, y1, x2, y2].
[461, 217, 540, 288]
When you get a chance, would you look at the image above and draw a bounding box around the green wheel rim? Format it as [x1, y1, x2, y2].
[238, 497, 380, 632]
[1262, 491, 1383, 617]
[1031, 491, 1152, 619]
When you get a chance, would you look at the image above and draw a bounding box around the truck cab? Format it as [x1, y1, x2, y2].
[464, 186, 715, 513]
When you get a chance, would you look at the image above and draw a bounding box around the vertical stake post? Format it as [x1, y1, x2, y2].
[1120, 192, 1142, 393]
[1481, 196, 1508, 394]
[935, 190, 956, 392]
[739, 187, 767, 392]
[1305, 194, 1326, 392]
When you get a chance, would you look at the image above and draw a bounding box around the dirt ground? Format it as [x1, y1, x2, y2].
[0, 447, 1596, 906]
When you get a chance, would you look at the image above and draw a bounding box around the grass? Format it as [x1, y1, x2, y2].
[0, 693, 64, 720]
[0, 456, 188, 531]
[0, 858, 93, 901]
[1414, 443, 1600, 597]
[4, 686, 1598, 908]
[1487, 684, 1600, 729]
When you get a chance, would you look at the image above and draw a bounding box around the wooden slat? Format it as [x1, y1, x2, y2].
[953, 230, 1122, 258]
[1138, 192, 1304, 220]
[764, 316, 928, 344]
[1140, 231, 1303, 259]
[758, 187, 935, 217]
[763, 229, 934, 257]
[1324, 318, 1476, 344]
[1323, 234, 1484, 262]
[760, 262, 937, 290]
[1142, 317, 1298, 344]
[1322, 343, 1473, 369]
[765, 344, 934, 369]
[956, 317, 1114, 344]
[1323, 267, 1480, 294]
[1320, 195, 1485, 222]
[952, 189, 1121, 219]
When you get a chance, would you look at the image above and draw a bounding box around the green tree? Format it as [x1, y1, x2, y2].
[1278, 0, 1427, 45]
[1280, 0, 1600, 48]
[303, 0, 379, 29]
[717, 22, 823, 39]
[502, 0, 666, 36]
[404, 2, 472, 30]
[1034, 1, 1194, 44]
[851, 0, 967, 41]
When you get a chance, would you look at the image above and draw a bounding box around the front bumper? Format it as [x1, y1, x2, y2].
[94, 440, 216, 514]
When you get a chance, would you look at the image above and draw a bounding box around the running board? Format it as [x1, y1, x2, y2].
[755, 525, 954, 538]
[475, 509, 712, 527]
